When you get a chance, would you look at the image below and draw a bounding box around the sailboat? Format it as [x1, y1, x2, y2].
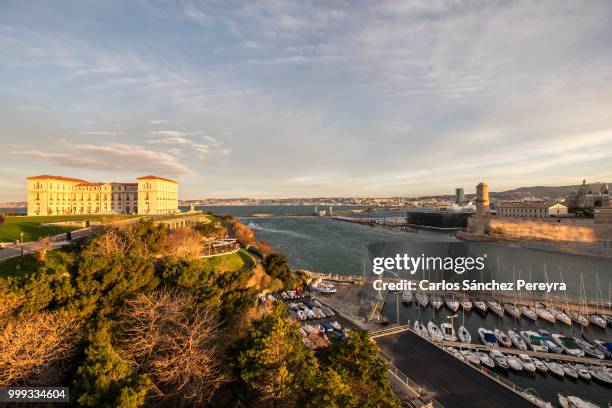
[486, 299, 504, 317]
[494, 329, 512, 348]
[416, 291, 429, 308]
[569, 274, 589, 327]
[535, 302, 556, 323]
[478, 328, 498, 347]
[430, 294, 443, 310]
[440, 323, 457, 342]
[473, 299, 488, 315]
[507, 329, 527, 350]
[427, 321, 443, 342]
[457, 326, 471, 344]
[401, 290, 414, 305]
[587, 273, 607, 328]
[413, 320, 428, 337]
[444, 295, 460, 312]
[504, 302, 521, 319]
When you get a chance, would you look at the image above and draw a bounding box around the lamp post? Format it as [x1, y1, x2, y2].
[447, 314, 458, 345]
[20, 232, 24, 256]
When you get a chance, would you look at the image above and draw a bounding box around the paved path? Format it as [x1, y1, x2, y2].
[376, 331, 536, 408]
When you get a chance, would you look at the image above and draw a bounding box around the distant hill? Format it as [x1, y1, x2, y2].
[492, 182, 610, 199]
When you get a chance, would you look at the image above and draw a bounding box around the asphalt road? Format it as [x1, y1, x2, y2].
[376, 331, 536, 408]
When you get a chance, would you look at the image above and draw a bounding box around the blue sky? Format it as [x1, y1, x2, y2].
[1, 0, 612, 200]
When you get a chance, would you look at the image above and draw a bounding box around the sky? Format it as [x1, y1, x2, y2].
[1, 0, 612, 200]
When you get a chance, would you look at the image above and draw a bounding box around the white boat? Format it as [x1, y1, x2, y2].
[478, 328, 498, 347]
[430, 295, 443, 310]
[506, 355, 523, 371]
[459, 350, 481, 365]
[538, 330, 563, 354]
[532, 357, 548, 373]
[446, 347, 464, 361]
[457, 325, 471, 344]
[440, 323, 457, 342]
[401, 290, 414, 305]
[460, 299, 472, 311]
[489, 349, 509, 369]
[587, 314, 607, 328]
[551, 334, 584, 357]
[592, 340, 612, 358]
[507, 329, 527, 350]
[544, 360, 564, 377]
[312, 284, 337, 294]
[558, 394, 600, 408]
[574, 365, 591, 381]
[520, 330, 548, 352]
[562, 364, 579, 379]
[331, 321, 342, 331]
[299, 327, 307, 337]
[303, 324, 318, 335]
[575, 338, 605, 359]
[316, 324, 326, 334]
[588, 366, 612, 384]
[413, 320, 428, 337]
[427, 321, 443, 342]
[473, 300, 488, 315]
[486, 300, 504, 317]
[549, 306, 572, 325]
[535, 303, 556, 323]
[296, 310, 307, 320]
[568, 310, 589, 327]
[517, 354, 536, 372]
[475, 351, 495, 368]
[504, 303, 521, 319]
[444, 295, 460, 312]
[494, 329, 512, 348]
[416, 292, 429, 308]
[519, 304, 537, 321]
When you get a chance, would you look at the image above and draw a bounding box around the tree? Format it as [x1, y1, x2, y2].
[235, 303, 319, 407]
[119, 290, 227, 405]
[165, 227, 202, 259]
[263, 253, 296, 290]
[74, 324, 151, 408]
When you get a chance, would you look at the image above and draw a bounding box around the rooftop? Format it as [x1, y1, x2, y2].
[27, 174, 87, 183]
[137, 175, 177, 183]
[497, 202, 564, 209]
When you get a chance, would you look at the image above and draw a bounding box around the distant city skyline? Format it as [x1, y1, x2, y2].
[1, 1, 612, 200]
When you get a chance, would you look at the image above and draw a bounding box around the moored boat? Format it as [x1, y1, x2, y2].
[444, 295, 460, 312]
[544, 360, 564, 377]
[489, 349, 509, 369]
[568, 310, 589, 327]
[460, 299, 472, 311]
[575, 338, 605, 359]
[459, 349, 481, 365]
[549, 306, 572, 325]
[478, 328, 498, 347]
[587, 313, 607, 329]
[538, 329, 562, 354]
[535, 303, 555, 323]
[551, 334, 584, 357]
[588, 366, 612, 385]
[475, 351, 495, 368]
[416, 291, 429, 308]
[504, 302, 521, 319]
[519, 304, 537, 321]
[457, 325, 471, 344]
[486, 300, 504, 317]
[472, 299, 488, 315]
[506, 355, 523, 371]
[558, 394, 600, 408]
[591, 339, 612, 358]
[562, 364, 579, 379]
[532, 357, 547, 374]
[508, 329, 527, 350]
[520, 330, 548, 352]
[427, 321, 443, 342]
[517, 354, 536, 372]
[574, 365, 591, 381]
[430, 295, 443, 310]
[413, 320, 428, 337]
[494, 329, 512, 348]
[440, 323, 457, 342]
[401, 290, 414, 305]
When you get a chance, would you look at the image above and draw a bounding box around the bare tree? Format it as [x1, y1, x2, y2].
[0, 312, 82, 386]
[165, 227, 202, 259]
[119, 289, 227, 405]
[89, 226, 130, 256]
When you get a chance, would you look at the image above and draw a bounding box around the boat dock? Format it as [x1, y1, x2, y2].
[437, 338, 612, 367]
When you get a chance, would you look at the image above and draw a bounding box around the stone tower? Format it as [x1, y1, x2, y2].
[475, 182, 489, 218]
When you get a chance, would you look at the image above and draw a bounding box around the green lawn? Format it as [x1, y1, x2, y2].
[0, 214, 137, 243]
[199, 249, 255, 273]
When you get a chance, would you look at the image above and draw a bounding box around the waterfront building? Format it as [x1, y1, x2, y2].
[497, 202, 568, 218]
[566, 180, 610, 209]
[26, 174, 178, 216]
[455, 188, 464, 204]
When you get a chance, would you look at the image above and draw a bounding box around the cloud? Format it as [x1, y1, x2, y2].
[80, 131, 117, 136]
[149, 119, 173, 124]
[4, 142, 196, 177]
[147, 130, 231, 159]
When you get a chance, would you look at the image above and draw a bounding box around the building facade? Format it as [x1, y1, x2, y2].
[566, 180, 610, 209]
[496, 202, 568, 218]
[455, 188, 464, 204]
[27, 174, 178, 216]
